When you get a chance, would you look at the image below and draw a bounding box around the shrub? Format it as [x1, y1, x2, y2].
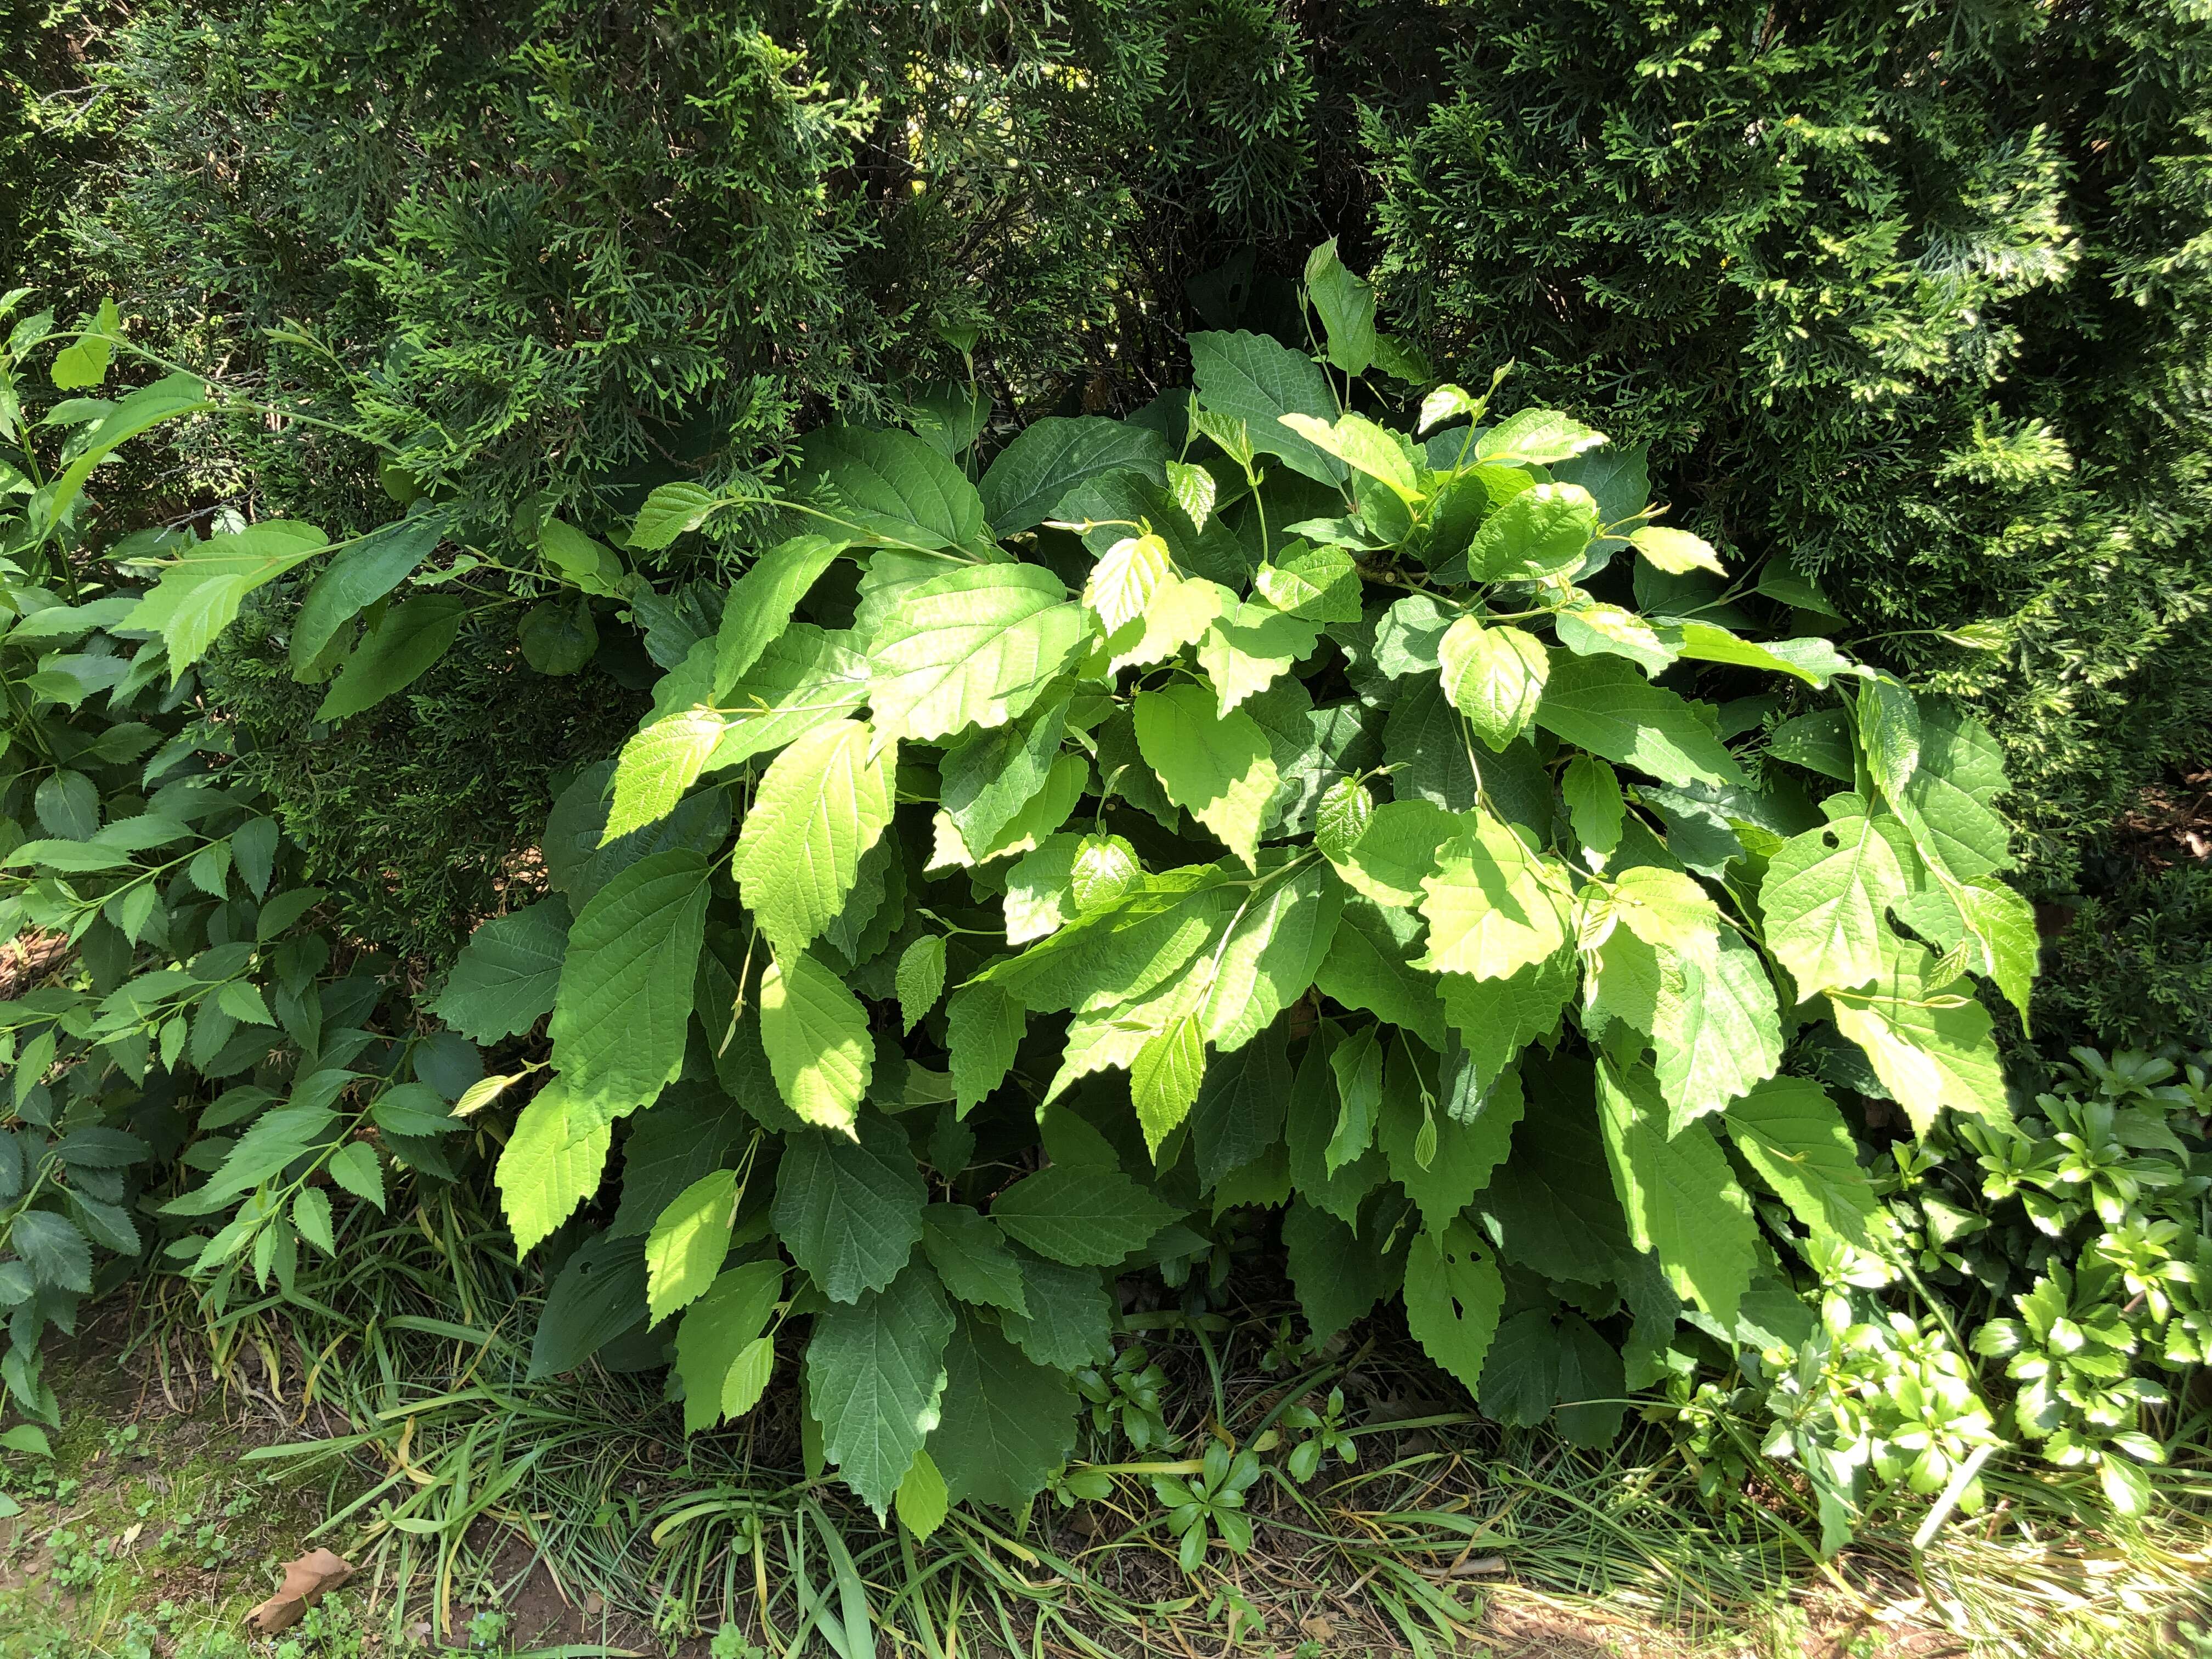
[0, 261, 2052, 1536]
[1359, 0, 2212, 916]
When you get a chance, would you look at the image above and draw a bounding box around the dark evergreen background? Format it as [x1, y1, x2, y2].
[10, 0, 2208, 1045]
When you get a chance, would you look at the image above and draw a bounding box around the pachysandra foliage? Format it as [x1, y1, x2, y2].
[0, 254, 2041, 1536]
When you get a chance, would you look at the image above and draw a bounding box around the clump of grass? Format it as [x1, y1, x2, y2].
[84, 1181, 2210, 1659]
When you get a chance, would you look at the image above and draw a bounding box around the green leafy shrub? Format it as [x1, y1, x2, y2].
[1681, 1042, 2211, 1537]
[0, 249, 2141, 1553]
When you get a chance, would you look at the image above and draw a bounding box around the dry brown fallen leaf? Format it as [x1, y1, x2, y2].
[245, 1547, 354, 1634]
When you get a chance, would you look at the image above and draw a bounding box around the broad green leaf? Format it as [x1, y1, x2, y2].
[674, 1260, 785, 1432]
[1304, 239, 1378, 375]
[713, 625, 870, 768]
[1465, 483, 1596, 580]
[1197, 859, 1343, 1051]
[1826, 937, 2007, 1134]
[920, 1204, 1028, 1314]
[612, 1087, 754, 1237]
[1671, 623, 1850, 688]
[1133, 682, 1278, 870]
[712, 534, 847, 693]
[606, 708, 727, 843]
[43, 372, 210, 530]
[1552, 1314, 1629, 1449]
[123, 521, 328, 674]
[290, 514, 444, 674]
[1854, 675, 1921, 802]
[757, 951, 873, 1132]
[809, 1260, 954, 1517]
[979, 416, 1171, 535]
[1003, 834, 1081, 945]
[896, 1449, 950, 1539]
[1189, 1024, 1293, 1187]
[1595, 1061, 1756, 1327]
[1759, 800, 1915, 997]
[1196, 600, 1318, 713]
[517, 597, 597, 674]
[628, 481, 721, 551]
[1326, 1025, 1384, 1173]
[1723, 1077, 1878, 1249]
[1313, 898, 1448, 1051]
[867, 565, 1087, 744]
[1893, 703, 2012, 883]
[1478, 1308, 1562, 1429]
[538, 518, 624, 594]
[939, 696, 1069, 857]
[1187, 330, 1345, 484]
[1630, 524, 1723, 575]
[1534, 655, 1745, 788]
[645, 1168, 738, 1325]
[1381, 1057, 1523, 1236]
[1562, 756, 1624, 856]
[498, 1080, 614, 1255]
[1084, 533, 1171, 632]
[989, 1163, 1179, 1266]
[929, 1313, 1079, 1510]
[896, 936, 947, 1032]
[1437, 619, 1549, 751]
[1438, 955, 1575, 1109]
[1474, 409, 1605, 469]
[1417, 811, 1570, 980]
[772, 1113, 926, 1302]
[431, 898, 572, 1042]
[1108, 571, 1227, 672]
[794, 425, 985, 550]
[947, 983, 1025, 1116]
[1373, 592, 1455, 678]
[1555, 602, 1679, 676]
[1131, 1012, 1206, 1154]
[1166, 458, 1217, 530]
[526, 1233, 646, 1379]
[933, 752, 1086, 868]
[548, 850, 711, 1118]
[1277, 412, 1418, 498]
[316, 592, 466, 720]
[1283, 1195, 1403, 1339]
[1653, 929, 1782, 1130]
[732, 718, 895, 960]
[1402, 1218, 1506, 1392]
[999, 1251, 1114, 1370]
[1315, 776, 1375, 861]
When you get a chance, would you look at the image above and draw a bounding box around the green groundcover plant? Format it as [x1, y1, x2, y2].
[0, 251, 2052, 1543]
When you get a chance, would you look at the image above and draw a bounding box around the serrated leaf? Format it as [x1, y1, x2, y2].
[122, 521, 328, 675]
[795, 425, 985, 550]
[606, 708, 727, 843]
[772, 1114, 926, 1302]
[921, 1204, 1029, 1314]
[628, 481, 721, 551]
[1416, 811, 1569, 980]
[548, 850, 711, 1118]
[897, 1448, 950, 1538]
[1474, 409, 1605, 469]
[1277, 412, 1417, 498]
[1826, 937, 2007, 1135]
[1084, 534, 1171, 633]
[1403, 1218, 1506, 1393]
[1723, 1077, 1877, 1248]
[940, 696, 1069, 856]
[929, 1312, 1079, 1510]
[1893, 702, 2012, 883]
[1314, 776, 1374, 860]
[980, 416, 1171, 535]
[1195, 600, 1317, 713]
[809, 1260, 953, 1517]
[1630, 525, 1723, 575]
[989, 1163, 1178, 1265]
[1304, 239, 1379, 375]
[1653, 928, 1782, 1131]
[1465, 483, 1596, 580]
[999, 1251, 1114, 1370]
[1439, 955, 1575, 1109]
[1131, 1012, 1206, 1154]
[946, 983, 1024, 1117]
[1188, 331, 1345, 484]
[1437, 618, 1549, 751]
[674, 1260, 785, 1432]
[432, 898, 572, 1043]
[1326, 1025, 1384, 1173]
[1382, 1056, 1522, 1235]
[757, 952, 873, 1133]
[1282, 1195, 1401, 1338]
[315, 592, 466, 720]
[645, 1168, 738, 1325]
[290, 514, 444, 673]
[895, 936, 947, 1033]
[1534, 654, 1745, 788]
[1758, 802, 1915, 997]
[498, 1080, 614, 1255]
[732, 719, 895, 960]
[1594, 1060, 1756, 1327]
[867, 565, 1087, 744]
[1312, 898, 1448, 1051]
[1562, 757, 1624, 856]
[1133, 682, 1277, 870]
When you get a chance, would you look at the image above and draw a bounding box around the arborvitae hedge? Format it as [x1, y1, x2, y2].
[30, 0, 2211, 1040]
